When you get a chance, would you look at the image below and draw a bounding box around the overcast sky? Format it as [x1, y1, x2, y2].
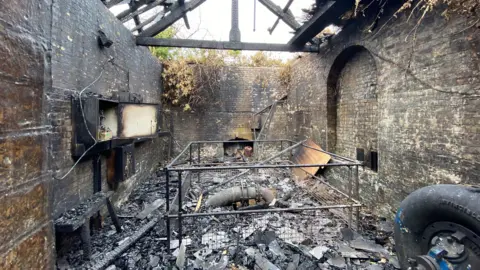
[111, 0, 315, 60]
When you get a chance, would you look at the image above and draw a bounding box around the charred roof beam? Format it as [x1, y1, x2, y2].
[178, 0, 191, 29]
[257, 0, 300, 32]
[138, 0, 207, 37]
[136, 37, 319, 52]
[103, 0, 127, 8]
[288, 0, 353, 48]
[268, 0, 295, 34]
[117, 0, 167, 22]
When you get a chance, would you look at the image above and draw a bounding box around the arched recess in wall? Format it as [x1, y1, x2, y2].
[326, 45, 378, 167]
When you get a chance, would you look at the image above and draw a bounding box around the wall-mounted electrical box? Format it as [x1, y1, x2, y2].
[117, 103, 158, 139]
[71, 95, 159, 157]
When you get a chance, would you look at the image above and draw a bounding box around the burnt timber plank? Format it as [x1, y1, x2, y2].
[138, 0, 207, 37]
[288, 0, 353, 47]
[55, 191, 114, 232]
[136, 37, 320, 52]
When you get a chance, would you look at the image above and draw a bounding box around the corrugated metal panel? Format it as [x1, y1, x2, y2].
[292, 139, 331, 181]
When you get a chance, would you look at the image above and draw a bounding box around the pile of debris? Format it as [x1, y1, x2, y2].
[56, 166, 400, 270]
[168, 167, 401, 269]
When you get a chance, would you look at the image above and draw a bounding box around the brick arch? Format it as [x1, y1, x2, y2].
[326, 46, 378, 163]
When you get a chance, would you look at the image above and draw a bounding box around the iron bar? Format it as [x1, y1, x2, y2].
[133, 15, 142, 33]
[169, 112, 174, 159]
[177, 171, 183, 245]
[348, 167, 353, 228]
[268, 0, 295, 34]
[136, 37, 319, 52]
[119, 0, 166, 22]
[257, 0, 300, 31]
[190, 139, 289, 144]
[197, 143, 201, 164]
[167, 142, 192, 167]
[175, 161, 258, 167]
[131, 11, 165, 32]
[165, 168, 171, 250]
[189, 144, 192, 165]
[138, 0, 207, 37]
[356, 166, 360, 231]
[167, 204, 362, 218]
[165, 168, 170, 211]
[203, 140, 306, 193]
[169, 162, 360, 171]
[254, 100, 285, 116]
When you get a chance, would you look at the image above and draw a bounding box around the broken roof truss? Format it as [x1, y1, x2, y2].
[103, 0, 354, 52]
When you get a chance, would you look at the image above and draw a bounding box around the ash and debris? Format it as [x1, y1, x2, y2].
[56, 192, 111, 228]
[171, 167, 400, 270]
[57, 155, 400, 270]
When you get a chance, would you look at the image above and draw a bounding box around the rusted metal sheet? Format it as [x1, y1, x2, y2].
[292, 139, 331, 181]
[118, 104, 159, 138]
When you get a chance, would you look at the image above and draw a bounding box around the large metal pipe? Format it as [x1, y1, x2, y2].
[206, 186, 274, 207]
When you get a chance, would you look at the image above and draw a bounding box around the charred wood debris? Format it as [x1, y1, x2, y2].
[57, 161, 400, 270]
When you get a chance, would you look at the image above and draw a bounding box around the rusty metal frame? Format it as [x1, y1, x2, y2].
[164, 139, 362, 250]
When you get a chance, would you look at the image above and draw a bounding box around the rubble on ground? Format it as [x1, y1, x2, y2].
[56, 165, 400, 270]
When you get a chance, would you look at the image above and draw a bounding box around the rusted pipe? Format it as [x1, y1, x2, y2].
[206, 186, 274, 207]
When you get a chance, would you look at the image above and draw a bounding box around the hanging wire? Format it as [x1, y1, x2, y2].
[53, 68, 106, 180]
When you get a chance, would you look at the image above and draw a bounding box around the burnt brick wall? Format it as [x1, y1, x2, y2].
[0, 0, 54, 268]
[49, 0, 164, 218]
[171, 66, 288, 149]
[335, 49, 378, 158]
[284, 8, 480, 216]
[0, 0, 164, 267]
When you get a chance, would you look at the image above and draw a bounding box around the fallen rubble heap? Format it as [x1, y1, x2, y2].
[57, 167, 400, 270]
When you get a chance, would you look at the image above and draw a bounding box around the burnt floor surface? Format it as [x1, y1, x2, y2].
[56, 166, 401, 270]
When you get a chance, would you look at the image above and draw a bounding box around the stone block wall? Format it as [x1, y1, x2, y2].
[282, 7, 480, 215]
[0, 0, 164, 267]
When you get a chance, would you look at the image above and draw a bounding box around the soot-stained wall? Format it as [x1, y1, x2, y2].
[283, 8, 480, 216]
[170, 66, 289, 149]
[49, 0, 164, 218]
[0, 1, 54, 268]
[0, 0, 164, 267]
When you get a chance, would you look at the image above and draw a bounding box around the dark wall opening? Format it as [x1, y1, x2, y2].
[326, 45, 378, 168]
[223, 137, 254, 157]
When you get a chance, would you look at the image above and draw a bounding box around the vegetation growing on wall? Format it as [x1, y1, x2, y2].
[150, 33, 290, 111]
[161, 49, 224, 111]
[304, 0, 478, 21]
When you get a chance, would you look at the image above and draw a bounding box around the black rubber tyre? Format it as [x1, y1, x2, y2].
[394, 184, 480, 269]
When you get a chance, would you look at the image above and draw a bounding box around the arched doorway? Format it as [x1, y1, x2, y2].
[327, 46, 378, 168]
